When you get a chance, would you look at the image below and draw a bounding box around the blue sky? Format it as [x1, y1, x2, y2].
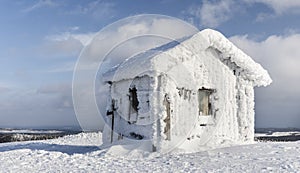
[0, 0, 299, 129]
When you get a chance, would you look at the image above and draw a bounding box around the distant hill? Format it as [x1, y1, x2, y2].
[255, 128, 300, 142]
[0, 129, 81, 143]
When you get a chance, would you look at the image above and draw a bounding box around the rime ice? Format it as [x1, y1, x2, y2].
[102, 29, 272, 152]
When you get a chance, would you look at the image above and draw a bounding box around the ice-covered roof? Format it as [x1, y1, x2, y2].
[199, 29, 272, 87]
[103, 29, 272, 87]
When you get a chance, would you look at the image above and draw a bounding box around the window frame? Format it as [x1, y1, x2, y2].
[198, 88, 214, 116]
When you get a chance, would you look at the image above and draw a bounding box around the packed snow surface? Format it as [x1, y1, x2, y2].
[0, 132, 299, 172]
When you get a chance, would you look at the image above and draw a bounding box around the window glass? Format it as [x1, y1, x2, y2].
[198, 89, 213, 115]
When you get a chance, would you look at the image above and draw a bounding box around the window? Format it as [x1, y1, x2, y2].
[129, 86, 139, 113]
[128, 76, 151, 124]
[128, 86, 139, 124]
[198, 88, 213, 116]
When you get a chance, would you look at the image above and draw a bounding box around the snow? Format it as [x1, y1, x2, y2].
[200, 29, 272, 87]
[104, 29, 272, 87]
[0, 132, 299, 172]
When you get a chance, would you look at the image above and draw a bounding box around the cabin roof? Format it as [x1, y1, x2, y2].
[103, 29, 272, 87]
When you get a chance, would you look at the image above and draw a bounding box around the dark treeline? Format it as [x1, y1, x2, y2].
[255, 135, 300, 142]
[0, 131, 80, 143]
[255, 128, 300, 142]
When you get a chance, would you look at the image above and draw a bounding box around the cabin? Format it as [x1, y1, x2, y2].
[102, 29, 272, 152]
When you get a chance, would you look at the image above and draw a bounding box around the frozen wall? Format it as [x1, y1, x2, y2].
[103, 76, 155, 144]
[236, 77, 255, 142]
[151, 46, 242, 151]
[103, 43, 258, 151]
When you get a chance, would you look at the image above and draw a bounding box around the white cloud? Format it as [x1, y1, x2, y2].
[69, 26, 80, 31]
[78, 16, 199, 72]
[230, 34, 300, 86]
[46, 32, 97, 46]
[246, 0, 300, 14]
[185, 0, 235, 27]
[42, 37, 82, 58]
[183, 0, 300, 26]
[229, 33, 300, 127]
[0, 88, 77, 128]
[41, 32, 97, 59]
[0, 83, 73, 113]
[22, 0, 57, 13]
[244, 0, 300, 21]
[201, 0, 234, 27]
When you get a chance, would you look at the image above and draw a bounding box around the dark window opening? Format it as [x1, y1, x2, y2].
[129, 132, 143, 140]
[198, 88, 214, 116]
[128, 86, 139, 124]
[129, 86, 139, 113]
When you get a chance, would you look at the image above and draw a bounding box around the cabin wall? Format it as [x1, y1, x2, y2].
[153, 46, 240, 149]
[103, 46, 256, 150]
[153, 74, 199, 152]
[102, 76, 155, 144]
[192, 48, 239, 145]
[236, 77, 255, 142]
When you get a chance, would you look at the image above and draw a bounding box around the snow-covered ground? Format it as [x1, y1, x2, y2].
[0, 132, 299, 172]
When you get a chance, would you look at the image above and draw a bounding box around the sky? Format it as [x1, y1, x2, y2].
[0, 0, 299, 130]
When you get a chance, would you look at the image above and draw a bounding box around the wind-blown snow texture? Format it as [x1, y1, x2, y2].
[0, 132, 299, 172]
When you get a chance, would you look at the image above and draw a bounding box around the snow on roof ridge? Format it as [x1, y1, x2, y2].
[102, 37, 192, 82]
[103, 29, 272, 87]
[198, 29, 272, 87]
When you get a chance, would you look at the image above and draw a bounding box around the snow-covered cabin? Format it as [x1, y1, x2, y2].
[102, 29, 272, 152]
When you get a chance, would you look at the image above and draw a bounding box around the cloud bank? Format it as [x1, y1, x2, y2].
[199, 0, 234, 27]
[246, 0, 300, 14]
[184, 0, 300, 27]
